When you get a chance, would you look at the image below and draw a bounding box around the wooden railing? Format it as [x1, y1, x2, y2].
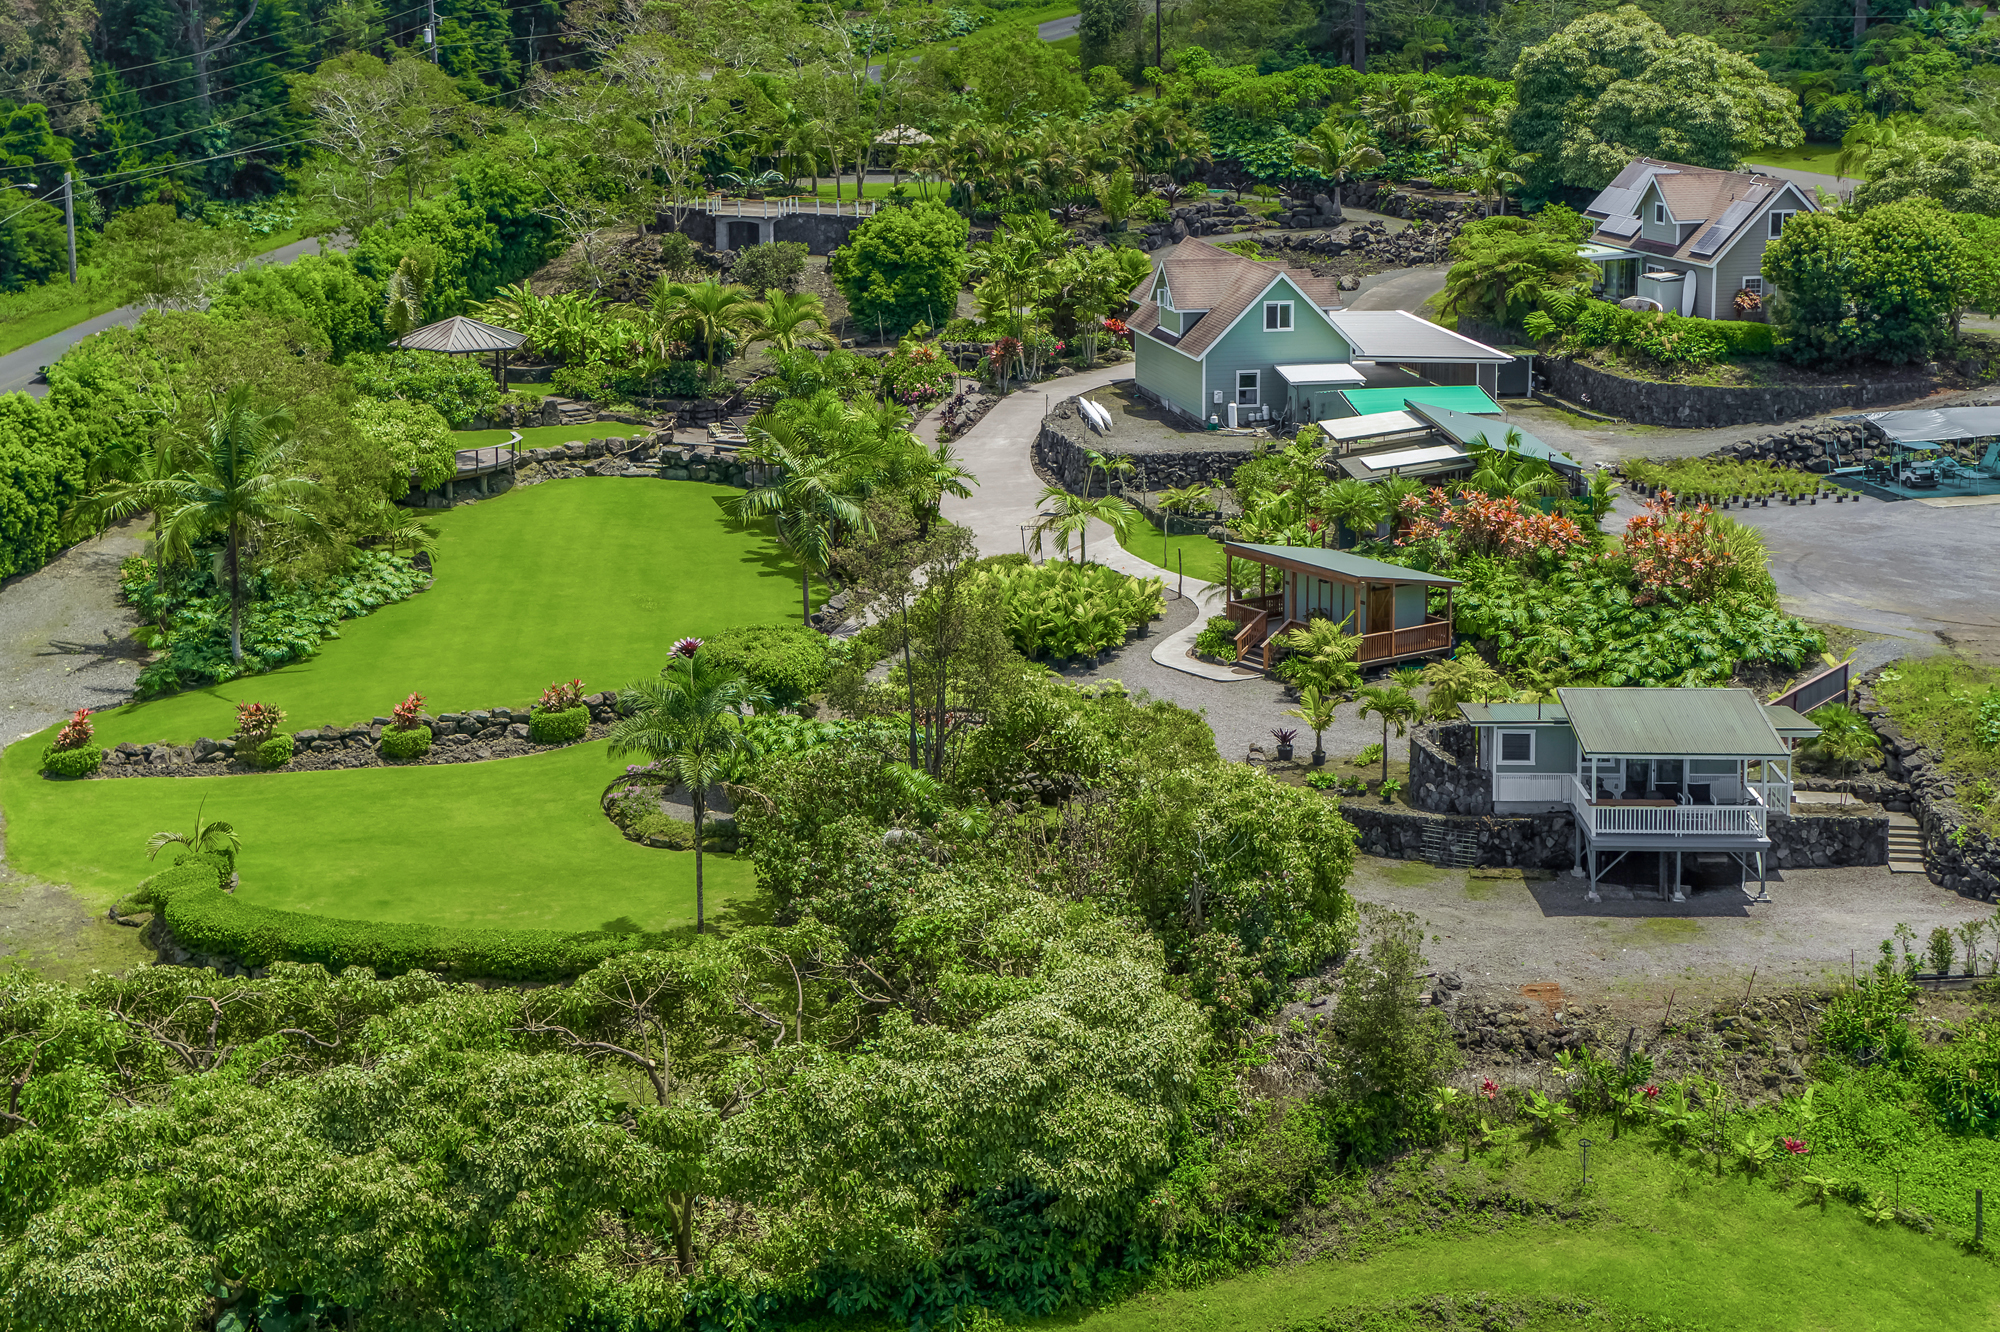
[695, 196, 880, 218]
[1356, 617, 1452, 663]
[1234, 610, 1268, 660]
[1568, 777, 1768, 837]
[1771, 660, 1850, 715]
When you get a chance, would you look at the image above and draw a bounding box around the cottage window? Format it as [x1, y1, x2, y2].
[1741, 276, 1763, 295]
[1236, 370, 1260, 406]
[1264, 301, 1293, 331]
[1497, 731, 1535, 765]
[1654, 202, 1666, 225]
[1769, 210, 1795, 238]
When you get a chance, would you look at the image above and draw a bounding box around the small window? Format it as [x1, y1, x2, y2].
[1235, 370, 1260, 406]
[1497, 731, 1535, 765]
[1158, 283, 1172, 310]
[1264, 301, 1293, 331]
[1769, 210, 1795, 238]
[1741, 276, 1763, 295]
[1654, 202, 1666, 225]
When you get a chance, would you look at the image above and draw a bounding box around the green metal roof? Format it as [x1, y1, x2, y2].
[1407, 403, 1579, 472]
[1555, 687, 1791, 758]
[1762, 704, 1824, 740]
[1339, 386, 1503, 417]
[1223, 542, 1462, 585]
[1458, 703, 1570, 724]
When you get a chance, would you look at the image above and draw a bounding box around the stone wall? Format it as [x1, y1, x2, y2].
[1540, 357, 1934, 429]
[651, 208, 866, 256]
[1856, 674, 2000, 900]
[1409, 722, 1493, 816]
[1336, 801, 1577, 869]
[1768, 810, 1889, 869]
[1038, 394, 1259, 494]
[1798, 773, 1915, 812]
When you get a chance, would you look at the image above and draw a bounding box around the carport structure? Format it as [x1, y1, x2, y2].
[1323, 310, 1517, 401]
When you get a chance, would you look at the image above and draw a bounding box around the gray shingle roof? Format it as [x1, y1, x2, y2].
[1124, 241, 1341, 358]
[1582, 158, 1806, 267]
[394, 315, 527, 354]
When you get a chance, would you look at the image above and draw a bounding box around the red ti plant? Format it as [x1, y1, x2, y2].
[235, 701, 286, 741]
[51, 709, 94, 752]
[392, 692, 426, 730]
[1620, 494, 1739, 603]
[538, 678, 585, 712]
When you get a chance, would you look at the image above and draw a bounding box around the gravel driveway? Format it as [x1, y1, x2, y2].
[0, 517, 149, 744]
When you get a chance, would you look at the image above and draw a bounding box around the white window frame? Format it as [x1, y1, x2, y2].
[1235, 370, 1260, 406]
[1654, 202, 1667, 225]
[1158, 283, 1173, 311]
[1769, 210, 1796, 239]
[1264, 300, 1293, 332]
[1741, 276, 1763, 295]
[1496, 730, 1536, 766]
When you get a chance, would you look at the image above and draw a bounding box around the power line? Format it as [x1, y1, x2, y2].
[0, 182, 66, 230]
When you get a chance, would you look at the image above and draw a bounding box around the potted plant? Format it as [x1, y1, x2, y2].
[235, 701, 291, 769]
[531, 676, 592, 744]
[1287, 685, 1338, 766]
[380, 691, 434, 761]
[1380, 776, 1405, 805]
[1271, 727, 1298, 762]
[40, 708, 104, 778]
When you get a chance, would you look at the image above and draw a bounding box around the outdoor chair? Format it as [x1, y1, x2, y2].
[1687, 783, 1713, 806]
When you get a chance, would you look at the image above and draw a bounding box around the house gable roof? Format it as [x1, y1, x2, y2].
[1582, 159, 1814, 268]
[1553, 687, 1795, 758]
[1223, 541, 1462, 585]
[1125, 241, 1345, 359]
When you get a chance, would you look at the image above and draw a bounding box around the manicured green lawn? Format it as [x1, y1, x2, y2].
[451, 424, 647, 451]
[1117, 515, 1229, 586]
[1, 737, 756, 931]
[1059, 1133, 1998, 1331]
[19, 479, 807, 750]
[1744, 143, 1847, 176]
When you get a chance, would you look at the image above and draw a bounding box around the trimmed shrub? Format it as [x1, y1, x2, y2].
[530, 705, 590, 744]
[698, 623, 833, 710]
[1194, 615, 1241, 661]
[145, 857, 660, 981]
[969, 560, 1165, 660]
[379, 725, 433, 761]
[728, 241, 808, 294]
[255, 733, 296, 768]
[40, 745, 103, 778]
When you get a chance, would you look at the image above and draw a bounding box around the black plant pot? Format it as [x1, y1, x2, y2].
[1276, 744, 1294, 761]
[1312, 747, 1326, 766]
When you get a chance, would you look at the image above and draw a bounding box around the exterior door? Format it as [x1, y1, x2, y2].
[1367, 584, 1393, 634]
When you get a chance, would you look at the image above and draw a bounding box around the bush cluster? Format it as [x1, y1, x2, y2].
[696, 623, 833, 709]
[253, 734, 296, 769]
[1540, 301, 1775, 368]
[379, 726, 433, 761]
[970, 559, 1164, 659]
[1194, 615, 1240, 661]
[529, 705, 590, 744]
[39, 746, 103, 778]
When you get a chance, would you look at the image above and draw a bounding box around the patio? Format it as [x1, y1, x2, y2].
[1848, 409, 2000, 501]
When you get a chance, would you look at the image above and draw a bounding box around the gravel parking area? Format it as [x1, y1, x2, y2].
[0, 517, 149, 744]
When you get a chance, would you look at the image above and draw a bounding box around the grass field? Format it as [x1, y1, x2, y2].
[451, 424, 646, 451]
[1060, 1128, 1998, 1331]
[6, 479, 807, 751]
[1117, 515, 1230, 586]
[1743, 143, 1847, 176]
[0, 736, 757, 931]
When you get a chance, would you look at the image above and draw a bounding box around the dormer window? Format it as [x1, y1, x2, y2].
[1158, 282, 1173, 311]
[1654, 202, 1666, 225]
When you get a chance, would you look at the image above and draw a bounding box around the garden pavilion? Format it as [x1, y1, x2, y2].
[394, 315, 529, 390]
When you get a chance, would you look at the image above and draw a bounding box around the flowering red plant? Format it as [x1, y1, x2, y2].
[1620, 494, 1739, 603]
[1101, 317, 1131, 341]
[1781, 1136, 1809, 1155]
[1399, 488, 1587, 562]
[51, 709, 94, 752]
[234, 701, 285, 741]
[391, 692, 426, 729]
[1480, 1078, 1499, 1102]
[538, 678, 585, 712]
[673, 638, 703, 659]
[1643, 1084, 1661, 1099]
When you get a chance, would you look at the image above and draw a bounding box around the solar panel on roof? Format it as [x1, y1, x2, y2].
[1690, 197, 1759, 255]
[1598, 215, 1642, 238]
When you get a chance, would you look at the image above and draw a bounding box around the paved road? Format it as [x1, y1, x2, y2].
[0, 235, 332, 398]
[1346, 263, 1450, 313]
[1745, 162, 1856, 204]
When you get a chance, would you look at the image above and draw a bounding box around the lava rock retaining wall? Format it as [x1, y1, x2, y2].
[1539, 357, 1934, 429]
[1856, 673, 2000, 900]
[1335, 801, 1576, 869]
[1768, 810, 1889, 868]
[1409, 722, 1493, 816]
[1038, 394, 1258, 494]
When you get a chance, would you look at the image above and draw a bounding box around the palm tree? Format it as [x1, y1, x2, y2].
[608, 649, 769, 934]
[658, 279, 760, 370]
[1356, 683, 1421, 785]
[155, 388, 321, 665]
[1418, 650, 1509, 720]
[66, 431, 195, 634]
[1835, 112, 1915, 182]
[146, 798, 242, 869]
[1291, 118, 1386, 213]
[1083, 446, 1136, 497]
[1465, 140, 1530, 216]
[749, 289, 837, 354]
[1156, 482, 1213, 565]
[1466, 431, 1568, 504]
[1377, 476, 1427, 535]
[1287, 684, 1339, 765]
[1030, 485, 1138, 563]
[1276, 614, 1362, 693]
[728, 422, 874, 624]
[899, 437, 976, 537]
[1322, 478, 1389, 547]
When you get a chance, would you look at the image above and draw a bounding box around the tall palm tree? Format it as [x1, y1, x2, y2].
[1465, 140, 1530, 216]
[657, 279, 760, 369]
[66, 431, 194, 633]
[608, 650, 769, 934]
[1356, 683, 1421, 786]
[890, 436, 975, 537]
[1291, 118, 1386, 212]
[748, 289, 836, 354]
[1030, 485, 1138, 563]
[728, 423, 874, 623]
[154, 388, 322, 665]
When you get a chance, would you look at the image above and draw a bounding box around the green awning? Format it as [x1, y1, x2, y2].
[1223, 542, 1462, 585]
[1339, 386, 1504, 417]
[1406, 403, 1578, 472]
[1555, 688, 1792, 758]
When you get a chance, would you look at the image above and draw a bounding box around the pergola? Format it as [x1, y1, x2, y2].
[394, 315, 529, 389]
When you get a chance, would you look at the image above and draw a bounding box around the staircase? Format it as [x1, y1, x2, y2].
[1421, 822, 1478, 870]
[1887, 813, 1926, 874]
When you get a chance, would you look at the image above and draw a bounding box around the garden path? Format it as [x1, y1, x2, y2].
[0, 516, 148, 743]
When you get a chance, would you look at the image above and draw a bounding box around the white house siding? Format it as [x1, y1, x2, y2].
[1200, 276, 1354, 419]
[1134, 335, 1205, 419]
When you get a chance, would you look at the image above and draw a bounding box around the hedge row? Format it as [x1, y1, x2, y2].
[146, 857, 671, 981]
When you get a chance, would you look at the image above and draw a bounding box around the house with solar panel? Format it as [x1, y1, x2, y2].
[1124, 240, 1516, 427]
[1578, 159, 1818, 318]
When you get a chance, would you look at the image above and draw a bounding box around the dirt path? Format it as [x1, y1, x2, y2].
[1, 516, 150, 745]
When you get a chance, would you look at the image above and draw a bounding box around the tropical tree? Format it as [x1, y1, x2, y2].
[145, 801, 242, 865]
[1464, 431, 1569, 504]
[1418, 650, 1511, 720]
[1157, 482, 1213, 566]
[154, 388, 322, 665]
[608, 644, 770, 933]
[749, 289, 837, 354]
[1322, 478, 1389, 547]
[658, 279, 761, 368]
[1288, 684, 1340, 765]
[728, 422, 875, 624]
[1291, 117, 1385, 212]
[1276, 613, 1363, 694]
[1030, 485, 1138, 563]
[1356, 682, 1421, 785]
[1464, 140, 1530, 217]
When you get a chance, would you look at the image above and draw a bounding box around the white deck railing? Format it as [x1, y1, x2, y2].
[693, 196, 880, 218]
[1493, 773, 1571, 805]
[1567, 776, 1768, 838]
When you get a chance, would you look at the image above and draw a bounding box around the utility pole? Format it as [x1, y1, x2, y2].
[426, 0, 438, 62]
[1853, 0, 1866, 45]
[1155, 0, 1162, 71]
[1352, 0, 1367, 73]
[62, 172, 76, 284]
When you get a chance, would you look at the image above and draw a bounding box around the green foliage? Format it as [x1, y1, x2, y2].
[378, 725, 433, 761]
[972, 559, 1164, 660]
[1546, 301, 1774, 369]
[344, 349, 503, 428]
[207, 253, 384, 360]
[1875, 655, 2000, 835]
[1194, 615, 1240, 660]
[1798, 703, 1881, 773]
[349, 397, 457, 493]
[1325, 907, 1461, 1163]
[123, 551, 429, 697]
[1762, 199, 1981, 366]
[1441, 214, 1595, 325]
[830, 201, 970, 337]
[728, 241, 809, 294]
[0, 392, 88, 581]
[1354, 742, 1385, 768]
[38, 746, 103, 778]
[528, 704, 590, 744]
[255, 733, 296, 769]
[348, 159, 559, 319]
[1623, 457, 1828, 500]
[694, 623, 832, 710]
[1852, 133, 2000, 217]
